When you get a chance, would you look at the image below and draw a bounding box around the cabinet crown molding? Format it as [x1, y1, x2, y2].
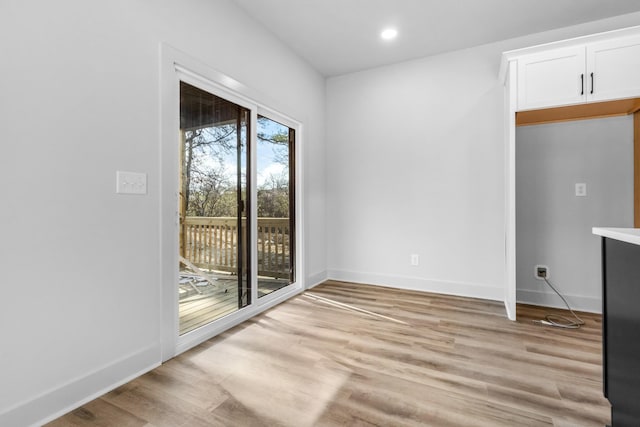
[499, 25, 640, 83]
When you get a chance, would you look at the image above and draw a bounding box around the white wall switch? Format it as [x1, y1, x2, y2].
[116, 171, 147, 195]
[575, 183, 587, 197]
[410, 254, 419, 266]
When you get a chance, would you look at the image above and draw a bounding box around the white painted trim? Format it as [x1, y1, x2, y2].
[258, 105, 301, 131]
[516, 289, 601, 314]
[257, 281, 303, 307]
[327, 270, 504, 302]
[306, 270, 328, 289]
[295, 121, 305, 298]
[1, 345, 159, 427]
[160, 43, 181, 362]
[175, 66, 257, 110]
[504, 300, 515, 321]
[159, 44, 306, 361]
[504, 60, 517, 321]
[499, 25, 640, 83]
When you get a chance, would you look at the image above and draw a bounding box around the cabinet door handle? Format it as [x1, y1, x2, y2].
[581, 74, 584, 95]
[591, 72, 594, 94]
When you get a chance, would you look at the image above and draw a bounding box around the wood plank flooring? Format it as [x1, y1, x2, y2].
[47, 280, 610, 426]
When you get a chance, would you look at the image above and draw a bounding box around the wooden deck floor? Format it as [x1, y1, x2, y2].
[180, 283, 239, 335]
[49, 280, 610, 426]
[179, 275, 290, 335]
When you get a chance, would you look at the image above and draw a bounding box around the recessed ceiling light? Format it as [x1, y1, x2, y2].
[380, 28, 398, 40]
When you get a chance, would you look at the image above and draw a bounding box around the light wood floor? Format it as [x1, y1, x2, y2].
[48, 280, 610, 426]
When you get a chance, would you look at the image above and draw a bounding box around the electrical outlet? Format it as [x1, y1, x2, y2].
[410, 254, 419, 266]
[575, 183, 587, 197]
[535, 265, 549, 280]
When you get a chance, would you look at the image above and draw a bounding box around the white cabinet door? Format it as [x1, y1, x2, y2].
[517, 46, 586, 111]
[587, 35, 640, 102]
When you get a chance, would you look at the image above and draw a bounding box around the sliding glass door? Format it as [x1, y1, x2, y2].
[178, 81, 250, 335]
[160, 51, 303, 357]
[256, 115, 296, 297]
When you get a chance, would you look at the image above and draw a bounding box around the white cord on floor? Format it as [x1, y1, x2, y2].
[534, 277, 585, 329]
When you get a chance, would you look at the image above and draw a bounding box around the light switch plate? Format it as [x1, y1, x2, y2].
[575, 183, 587, 197]
[116, 171, 147, 195]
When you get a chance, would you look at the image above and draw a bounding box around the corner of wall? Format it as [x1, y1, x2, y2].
[326, 270, 504, 303]
[306, 270, 329, 289]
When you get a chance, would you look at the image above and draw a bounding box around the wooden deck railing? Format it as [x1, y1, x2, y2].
[256, 218, 292, 279]
[182, 217, 291, 279]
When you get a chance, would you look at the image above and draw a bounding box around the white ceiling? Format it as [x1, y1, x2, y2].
[232, 0, 640, 76]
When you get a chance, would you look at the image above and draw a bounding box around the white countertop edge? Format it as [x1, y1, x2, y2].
[592, 227, 640, 246]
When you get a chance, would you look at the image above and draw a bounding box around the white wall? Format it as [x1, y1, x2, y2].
[326, 45, 506, 299]
[516, 116, 633, 312]
[0, 1, 325, 425]
[2, 1, 639, 423]
[325, 12, 640, 300]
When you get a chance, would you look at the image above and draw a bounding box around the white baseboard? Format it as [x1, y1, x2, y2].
[516, 289, 601, 313]
[0, 344, 160, 427]
[306, 270, 328, 289]
[504, 300, 516, 321]
[326, 269, 504, 302]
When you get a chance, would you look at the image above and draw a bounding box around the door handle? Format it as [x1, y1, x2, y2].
[590, 72, 594, 94]
[581, 74, 584, 95]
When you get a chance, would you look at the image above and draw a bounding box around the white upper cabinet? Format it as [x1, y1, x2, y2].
[514, 31, 640, 111]
[587, 35, 640, 103]
[517, 46, 585, 111]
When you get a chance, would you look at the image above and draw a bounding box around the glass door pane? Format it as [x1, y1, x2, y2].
[178, 81, 250, 335]
[256, 115, 295, 297]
